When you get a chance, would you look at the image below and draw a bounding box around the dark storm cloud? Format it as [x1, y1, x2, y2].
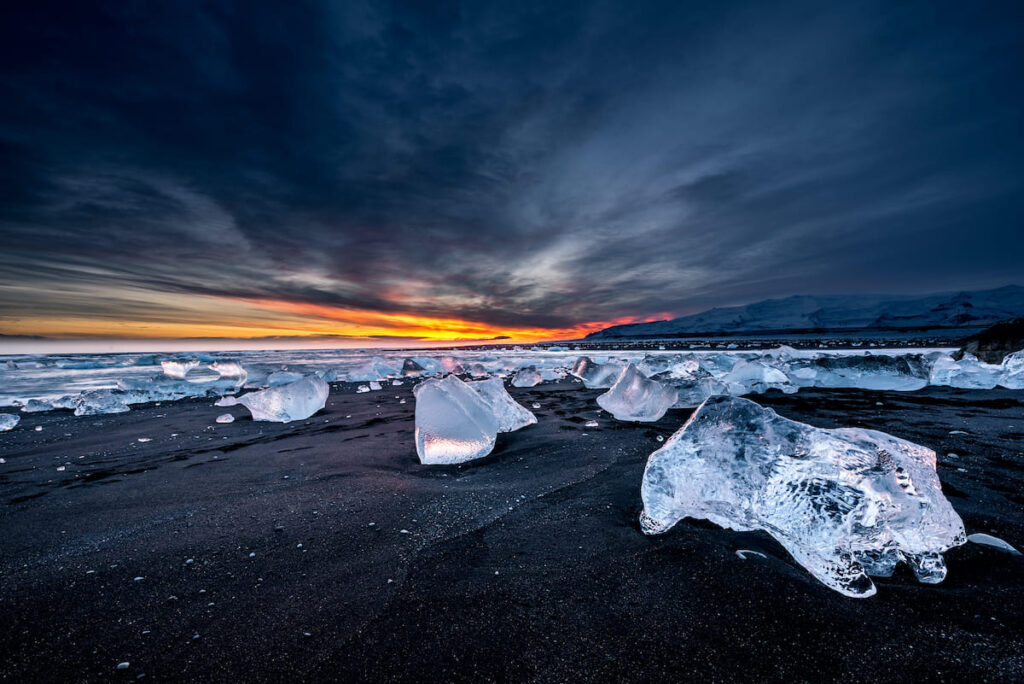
[1, 0, 1023, 332]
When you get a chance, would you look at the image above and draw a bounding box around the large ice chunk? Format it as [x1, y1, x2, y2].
[786, 354, 931, 391]
[345, 357, 397, 382]
[998, 350, 1024, 389]
[235, 375, 329, 422]
[596, 363, 677, 422]
[74, 390, 131, 416]
[929, 353, 1001, 389]
[413, 375, 535, 464]
[640, 396, 966, 597]
[511, 366, 543, 388]
[0, 414, 19, 431]
[569, 357, 626, 388]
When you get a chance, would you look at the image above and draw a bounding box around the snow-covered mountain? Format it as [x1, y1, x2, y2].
[587, 285, 1024, 339]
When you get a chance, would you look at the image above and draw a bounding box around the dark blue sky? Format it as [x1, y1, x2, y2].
[1, 0, 1022, 340]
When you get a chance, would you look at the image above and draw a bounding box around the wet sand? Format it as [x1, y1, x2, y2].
[1, 381, 1022, 682]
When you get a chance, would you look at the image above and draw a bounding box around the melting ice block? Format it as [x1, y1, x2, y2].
[569, 357, 626, 388]
[721, 360, 792, 395]
[235, 375, 329, 422]
[596, 363, 677, 422]
[998, 350, 1024, 389]
[640, 396, 966, 597]
[511, 366, 542, 388]
[0, 414, 19, 431]
[74, 390, 131, 416]
[929, 354, 1001, 389]
[413, 375, 535, 464]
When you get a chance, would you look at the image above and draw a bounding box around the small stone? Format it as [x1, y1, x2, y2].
[117, 662, 130, 670]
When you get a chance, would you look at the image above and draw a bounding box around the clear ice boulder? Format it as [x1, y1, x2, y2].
[640, 395, 966, 597]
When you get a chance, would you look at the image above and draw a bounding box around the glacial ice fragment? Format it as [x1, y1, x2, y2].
[413, 375, 535, 464]
[161, 359, 199, 379]
[0, 414, 19, 431]
[596, 363, 677, 422]
[569, 357, 626, 388]
[216, 413, 235, 424]
[467, 377, 537, 433]
[640, 395, 966, 597]
[721, 360, 792, 396]
[74, 390, 131, 416]
[999, 350, 1024, 389]
[267, 370, 304, 387]
[414, 375, 497, 465]
[511, 366, 543, 388]
[235, 375, 329, 422]
[929, 354, 1001, 389]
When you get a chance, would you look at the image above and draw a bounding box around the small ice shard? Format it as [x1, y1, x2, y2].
[413, 375, 535, 464]
[267, 370, 304, 387]
[369, 381, 382, 391]
[511, 366, 542, 388]
[234, 375, 329, 422]
[0, 414, 20, 431]
[532, 402, 541, 409]
[736, 549, 767, 560]
[967, 533, 1021, 555]
[74, 390, 131, 416]
[569, 357, 626, 389]
[356, 384, 370, 393]
[640, 396, 966, 598]
[392, 379, 404, 386]
[216, 413, 235, 424]
[596, 363, 677, 422]
[161, 358, 199, 379]
[467, 377, 537, 432]
[215, 395, 239, 407]
[584, 419, 599, 428]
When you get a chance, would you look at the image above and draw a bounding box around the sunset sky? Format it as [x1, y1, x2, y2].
[2, 0, 1023, 348]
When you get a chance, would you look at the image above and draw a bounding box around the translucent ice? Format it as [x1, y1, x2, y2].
[74, 390, 131, 416]
[929, 354, 1001, 389]
[267, 370, 304, 387]
[413, 375, 535, 464]
[787, 354, 931, 391]
[640, 396, 966, 597]
[235, 375, 329, 422]
[569, 357, 626, 389]
[999, 350, 1024, 389]
[721, 360, 792, 395]
[0, 414, 19, 431]
[596, 363, 677, 422]
[161, 359, 199, 379]
[467, 377, 537, 433]
[511, 366, 543, 388]
[216, 413, 235, 424]
[346, 357, 397, 382]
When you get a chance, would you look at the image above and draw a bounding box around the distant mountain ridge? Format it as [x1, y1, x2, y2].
[586, 285, 1024, 339]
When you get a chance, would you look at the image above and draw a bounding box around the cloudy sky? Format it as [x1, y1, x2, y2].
[1, 0, 1022, 345]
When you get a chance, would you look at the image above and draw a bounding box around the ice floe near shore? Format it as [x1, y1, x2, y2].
[640, 396, 966, 597]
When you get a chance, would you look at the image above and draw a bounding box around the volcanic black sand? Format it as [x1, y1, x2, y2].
[1, 381, 1022, 682]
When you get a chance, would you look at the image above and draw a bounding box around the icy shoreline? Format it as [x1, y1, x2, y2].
[1, 345, 1020, 419]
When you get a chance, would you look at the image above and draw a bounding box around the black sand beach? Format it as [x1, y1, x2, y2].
[1, 382, 1022, 682]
